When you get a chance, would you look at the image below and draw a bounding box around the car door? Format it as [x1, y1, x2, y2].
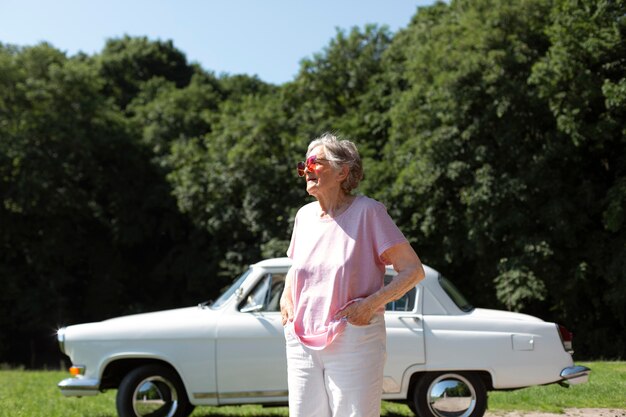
[215, 270, 288, 404]
[384, 274, 425, 394]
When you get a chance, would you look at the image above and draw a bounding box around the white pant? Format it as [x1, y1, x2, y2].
[285, 315, 387, 417]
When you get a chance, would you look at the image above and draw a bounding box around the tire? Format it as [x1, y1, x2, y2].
[116, 364, 194, 417]
[412, 372, 487, 417]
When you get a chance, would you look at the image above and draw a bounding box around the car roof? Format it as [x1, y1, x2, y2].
[250, 257, 466, 315]
[252, 257, 440, 281]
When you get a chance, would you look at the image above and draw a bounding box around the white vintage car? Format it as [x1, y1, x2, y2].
[57, 257, 589, 417]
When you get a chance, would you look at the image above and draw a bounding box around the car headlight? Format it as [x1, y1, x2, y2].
[57, 327, 66, 354]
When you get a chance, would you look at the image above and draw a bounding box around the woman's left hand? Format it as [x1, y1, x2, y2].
[333, 299, 376, 326]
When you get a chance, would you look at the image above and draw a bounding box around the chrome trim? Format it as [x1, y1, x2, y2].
[58, 377, 99, 390]
[194, 390, 288, 400]
[559, 365, 591, 385]
[132, 375, 179, 417]
[57, 327, 66, 354]
[60, 385, 99, 391]
[218, 390, 289, 399]
[58, 377, 100, 396]
[427, 374, 477, 417]
[193, 392, 218, 399]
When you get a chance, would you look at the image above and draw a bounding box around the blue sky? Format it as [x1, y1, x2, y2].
[0, 0, 435, 85]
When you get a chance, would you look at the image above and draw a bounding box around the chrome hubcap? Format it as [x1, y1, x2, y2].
[132, 376, 178, 417]
[427, 374, 476, 417]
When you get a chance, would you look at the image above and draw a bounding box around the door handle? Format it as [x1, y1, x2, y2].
[398, 316, 421, 323]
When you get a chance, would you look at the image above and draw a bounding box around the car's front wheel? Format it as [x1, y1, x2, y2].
[116, 364, 194, 417]
[412, 372, 487, 417]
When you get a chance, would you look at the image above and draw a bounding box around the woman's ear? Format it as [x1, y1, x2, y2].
[339, 164, 350, 181]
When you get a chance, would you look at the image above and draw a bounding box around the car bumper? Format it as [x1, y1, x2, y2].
[58, 377, 100, 397]
[559, 365, 591, 386]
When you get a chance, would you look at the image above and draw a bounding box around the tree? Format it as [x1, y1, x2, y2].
[0, 43, 213, 366]
[97, 36, 194, 108]
[376, 0, 556, 311]
[285, 25, 394, 156]
[529, 0, 626, 357]
[0, 43, 131, 365]
[127, 71, 223, 158]
[373, 0, 626, 357]
[166, 92, 301, 285]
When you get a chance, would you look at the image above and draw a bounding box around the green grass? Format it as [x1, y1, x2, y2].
[0, 362, 624, 417]
[488, 361, 626, 413]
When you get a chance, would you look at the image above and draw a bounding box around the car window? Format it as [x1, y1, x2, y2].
[211, 268, 252, 309]
[384, 274, 417, 312]
[240, 273, 286, 313]
[439, 276, 473, 312]
[237, 272, 416, 312]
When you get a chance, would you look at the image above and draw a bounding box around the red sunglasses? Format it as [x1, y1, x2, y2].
[297, 155, 328, 177]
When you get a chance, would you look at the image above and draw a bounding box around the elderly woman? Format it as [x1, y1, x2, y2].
[280, 133, 425, 417]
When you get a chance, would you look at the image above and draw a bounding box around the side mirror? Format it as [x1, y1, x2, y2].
[235, 287, 244, 301]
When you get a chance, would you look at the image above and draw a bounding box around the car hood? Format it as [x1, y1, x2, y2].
[103, 306, 206, 325]
[469, 307, 544, 323]
[64, 305, 218, 341]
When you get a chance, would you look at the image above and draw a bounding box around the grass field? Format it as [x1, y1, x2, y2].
[0, 362, 624, 417]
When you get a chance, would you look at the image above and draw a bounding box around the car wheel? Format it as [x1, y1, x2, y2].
[116, 364, 194, 417]
[412, 372, 487, 417]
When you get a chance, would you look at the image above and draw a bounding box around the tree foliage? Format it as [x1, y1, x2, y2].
[97, 35, 195, 108]
[0, 0, 625, 365]
[529, 0, 626, 356]
[0, 43, 214, 366]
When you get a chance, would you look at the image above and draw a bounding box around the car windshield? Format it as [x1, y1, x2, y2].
[439, 276, 474, 312]
[211, 269, 252, 309]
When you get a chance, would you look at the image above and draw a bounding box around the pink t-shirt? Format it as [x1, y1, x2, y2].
[286, 195, 407, 349]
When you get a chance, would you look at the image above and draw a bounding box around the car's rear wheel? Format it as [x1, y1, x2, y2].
[116, 364, 194, 417]
[412, 372, 487, 417]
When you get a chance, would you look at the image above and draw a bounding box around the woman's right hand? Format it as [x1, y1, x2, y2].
[280, 295, 293, 326]
[280, 267, 295, 326]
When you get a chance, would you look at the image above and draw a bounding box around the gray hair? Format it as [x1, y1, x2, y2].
[307, 133, 363, 194]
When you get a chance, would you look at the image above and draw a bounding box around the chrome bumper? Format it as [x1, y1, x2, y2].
[559, 365, 591, 386]
[58, 377, 100, 397]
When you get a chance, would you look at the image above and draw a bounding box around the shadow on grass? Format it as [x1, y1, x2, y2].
[191, 410, 287, 417]
[192, 413, 410, 417]
[191, 412, 288, 417]
[191, 406, 412, 417]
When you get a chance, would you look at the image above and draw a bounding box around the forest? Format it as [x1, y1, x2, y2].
[1, 0, 624, 367]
